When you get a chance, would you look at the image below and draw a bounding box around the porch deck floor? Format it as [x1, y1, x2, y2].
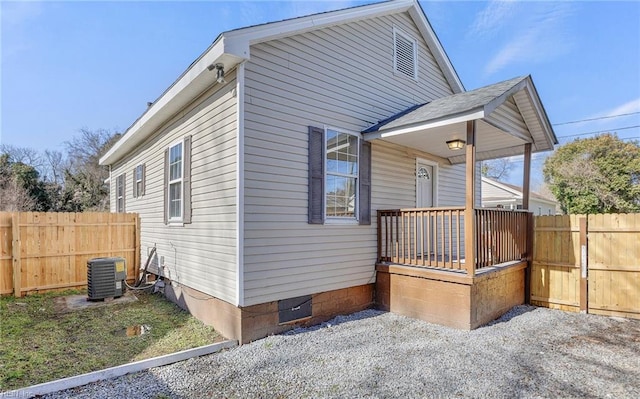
[380, 256, 525, 276]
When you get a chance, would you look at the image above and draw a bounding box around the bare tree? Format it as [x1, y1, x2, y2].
[42, 149, 67, 184]
[65, 128, 116, 172]
[481, 158, 514, 180]
[0, 144, 44, 172]
[62, 128, 121, 211]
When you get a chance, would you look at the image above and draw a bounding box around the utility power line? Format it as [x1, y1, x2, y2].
[553, 111, 640, 126]
[556, 124, 640, 139]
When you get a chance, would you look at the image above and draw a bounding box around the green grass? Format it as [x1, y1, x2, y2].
[0, 290, 220, 391]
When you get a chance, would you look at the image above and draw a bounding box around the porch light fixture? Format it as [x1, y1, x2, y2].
[207, 63, 226, 84]
[446, 139, 465, 150]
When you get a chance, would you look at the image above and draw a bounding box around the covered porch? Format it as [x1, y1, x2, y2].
[363, 76, 557, 329]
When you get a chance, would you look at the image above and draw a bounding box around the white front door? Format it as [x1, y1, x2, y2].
[416, 163, 434, 208]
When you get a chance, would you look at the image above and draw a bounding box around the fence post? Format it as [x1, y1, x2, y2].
[134, 214, 141, 281]
[579, 217, 588, 312]
[12, 213, 22, 298]
[524, 212, 533, 304]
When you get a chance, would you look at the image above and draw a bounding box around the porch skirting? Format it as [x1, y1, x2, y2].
[163, 281, 374, 344]
[376, 261, 527, 330]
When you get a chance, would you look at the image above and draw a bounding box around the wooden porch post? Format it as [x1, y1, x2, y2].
[465, 120, 476, 277]
[522, 143, 532, 210]
[523, 143, 533, 303]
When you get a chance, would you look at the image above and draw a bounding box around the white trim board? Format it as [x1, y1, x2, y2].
[236, 62, 246, 307]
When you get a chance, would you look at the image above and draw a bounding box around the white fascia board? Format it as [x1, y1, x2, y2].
[363, 109, 484, 141]
[523, 76, 558, 146]
[482, 198, 518, 205]
[407, 3, 464, 93]
[483, 77, 528, 117]
[225, 0, 414, 47]
[100, 38, 244, 166]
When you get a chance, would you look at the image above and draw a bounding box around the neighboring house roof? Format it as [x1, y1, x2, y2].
[362, 75, 558, 164]
[481, 176, 559, 206]
[100, 0, 463, 166]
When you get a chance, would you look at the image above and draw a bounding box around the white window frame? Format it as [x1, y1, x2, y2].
[135, 164, 144, 198]
[324, 126, 360, 224]
[116, 173, 125, 213]
[393, 27, 418, 81]
[167, 141, 184, 222]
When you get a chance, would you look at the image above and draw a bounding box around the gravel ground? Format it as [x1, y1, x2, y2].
[42, 306, 639, 398]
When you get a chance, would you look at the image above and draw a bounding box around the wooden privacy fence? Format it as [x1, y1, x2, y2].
[531, 213, 640, 319]
[1, 212, 140, 297]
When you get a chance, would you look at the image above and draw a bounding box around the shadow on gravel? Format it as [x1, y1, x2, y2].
[283, 309, 386, 336]
[482, 305, 538, 328]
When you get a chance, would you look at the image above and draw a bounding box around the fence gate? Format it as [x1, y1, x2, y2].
[531, 214, 640, 320]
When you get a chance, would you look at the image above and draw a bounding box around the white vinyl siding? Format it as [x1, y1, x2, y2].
[371, 140, 471, 209]
[242, 12, 456, 305]
[110, 72, 238, 303]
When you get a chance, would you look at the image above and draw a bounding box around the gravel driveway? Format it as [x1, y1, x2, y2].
[44, 306, 640, 398]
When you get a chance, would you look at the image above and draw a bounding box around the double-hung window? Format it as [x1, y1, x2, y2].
[135, 165, 143, 197]
[116, 173, 125, 213]
[325, 128, 359, 219]
[133, 164, 145, 198]
[164, 136, 191, 225]
[308, 126, 370, 225]
[168, 142, 183, 220]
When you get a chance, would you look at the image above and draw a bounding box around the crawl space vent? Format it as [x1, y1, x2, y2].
[278, 295, 312, 324]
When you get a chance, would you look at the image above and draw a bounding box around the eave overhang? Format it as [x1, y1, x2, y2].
[362, 75, 558, 164]
[100, 0, 463, 166]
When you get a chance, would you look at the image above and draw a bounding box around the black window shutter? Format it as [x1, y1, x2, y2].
[308, 126, 324, 224]
[183, 135, 192, 224]
[122, 173, 126, 212]
[164, 149, 169, 225]
[359, 140, 371, 225]
[132, 167, 137, 198]
[141, 164, 146, 196]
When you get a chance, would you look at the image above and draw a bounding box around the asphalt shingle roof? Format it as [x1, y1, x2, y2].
[363, 76, 527, 133]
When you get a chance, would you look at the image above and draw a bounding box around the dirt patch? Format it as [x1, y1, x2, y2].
[53, 292, 138, 313]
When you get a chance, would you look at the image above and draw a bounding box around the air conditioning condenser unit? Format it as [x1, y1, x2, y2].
[87, 257, 127, 300]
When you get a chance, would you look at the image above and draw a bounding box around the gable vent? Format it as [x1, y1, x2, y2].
[394, 28, 417, 80]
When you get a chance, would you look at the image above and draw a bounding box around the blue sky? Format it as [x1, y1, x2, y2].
[1, 0, 639, 189]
